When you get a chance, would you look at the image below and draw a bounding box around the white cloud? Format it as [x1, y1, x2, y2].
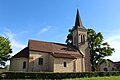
[38, 26, 51, 34]
[3, 28, 26, 56]
[104, 34, 120, 62]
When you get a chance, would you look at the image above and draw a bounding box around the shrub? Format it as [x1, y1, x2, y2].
[0, 71, 120, 79]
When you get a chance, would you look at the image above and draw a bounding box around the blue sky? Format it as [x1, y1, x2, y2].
[0, 0, 120, 62]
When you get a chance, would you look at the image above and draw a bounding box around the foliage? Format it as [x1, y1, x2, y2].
[65, 28, 115, 71]
[65, 29, 73, 46]
[87, 29, 115, 71]
[1, 71, 120, 79]
[0, 36, 12, 67]
[64, 76, 120, 80]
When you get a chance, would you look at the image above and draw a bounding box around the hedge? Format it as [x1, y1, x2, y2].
[0, 71, 120, 79]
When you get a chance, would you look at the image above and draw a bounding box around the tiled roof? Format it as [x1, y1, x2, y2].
[107, 59, 114, 63]
[114, 61, 120, 65]
[29, 40, 82, 58]
[12, 40, 82, 59]
[12, 47, 29, 58]
[0, 69, 8, 72]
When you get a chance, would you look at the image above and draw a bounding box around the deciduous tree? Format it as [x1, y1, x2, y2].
[66, 28, 115, 71]
[87, 29, 114, 71]
[65, 29, 73, 46]
[0, 36, 12, 67]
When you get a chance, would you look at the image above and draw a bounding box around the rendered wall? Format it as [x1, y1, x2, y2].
[28, 51, 54, 72]
[100, 61, 116, 71]
[10, 58, 28, 71]
[54, 58, 74, 72]
[53, 58, 82, 72]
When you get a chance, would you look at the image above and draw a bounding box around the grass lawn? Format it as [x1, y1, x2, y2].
[64, 76, 120, 80]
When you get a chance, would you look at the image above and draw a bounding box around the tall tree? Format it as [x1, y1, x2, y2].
[87, 29, 114, 71]
[65, 29, 73, 46]
[66, 28, 115, 71]
[0, 36, 12, 67]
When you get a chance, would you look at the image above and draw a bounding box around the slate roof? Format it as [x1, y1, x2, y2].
[12, 40, 82, 59]
[74, 9, 86, 30]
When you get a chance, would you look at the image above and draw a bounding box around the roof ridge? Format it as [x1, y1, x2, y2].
[29, 39, 69, 46]
[29, 39, 53, 43]
[28, 39, 82, 57]
[29, 39, 79, 51]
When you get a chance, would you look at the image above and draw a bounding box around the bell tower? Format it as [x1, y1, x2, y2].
[72, 9, 91, 72]
[72, 9, 87, 54]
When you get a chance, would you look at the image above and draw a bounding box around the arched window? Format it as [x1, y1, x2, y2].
[81, 35, 85, 43]
[81, 35, 83, 43]
[83, 35, 85, 43]
[23, 61, 26, 69]
[64, 62, 67, 67]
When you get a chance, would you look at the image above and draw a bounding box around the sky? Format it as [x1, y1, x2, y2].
[0, 0, 120, 62]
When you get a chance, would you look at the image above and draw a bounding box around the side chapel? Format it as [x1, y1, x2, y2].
[10, 9, 91, 72]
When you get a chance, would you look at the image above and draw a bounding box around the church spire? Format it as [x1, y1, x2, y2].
[75, 9, 85, 29]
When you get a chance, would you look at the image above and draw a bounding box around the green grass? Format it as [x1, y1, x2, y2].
[64, 76, 120, 80]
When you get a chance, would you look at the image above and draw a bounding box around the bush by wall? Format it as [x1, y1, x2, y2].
[1, 71, 120, 79]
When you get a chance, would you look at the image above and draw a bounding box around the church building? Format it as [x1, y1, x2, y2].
[10, 9, 91, 72]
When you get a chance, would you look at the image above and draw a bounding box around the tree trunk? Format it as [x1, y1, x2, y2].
[90, 43, 96, 71]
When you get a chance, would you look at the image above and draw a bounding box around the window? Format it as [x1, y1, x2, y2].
[23, 61, 26, 69]
[112, 68, 114, 71]
[104, 68, 108, 71]
[81, 35, 83, 43]
[81, 35, 85, 43]
[39, 58, 43, 65]
[64, 62, 67, 67]
[83, 35, 85, 43]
